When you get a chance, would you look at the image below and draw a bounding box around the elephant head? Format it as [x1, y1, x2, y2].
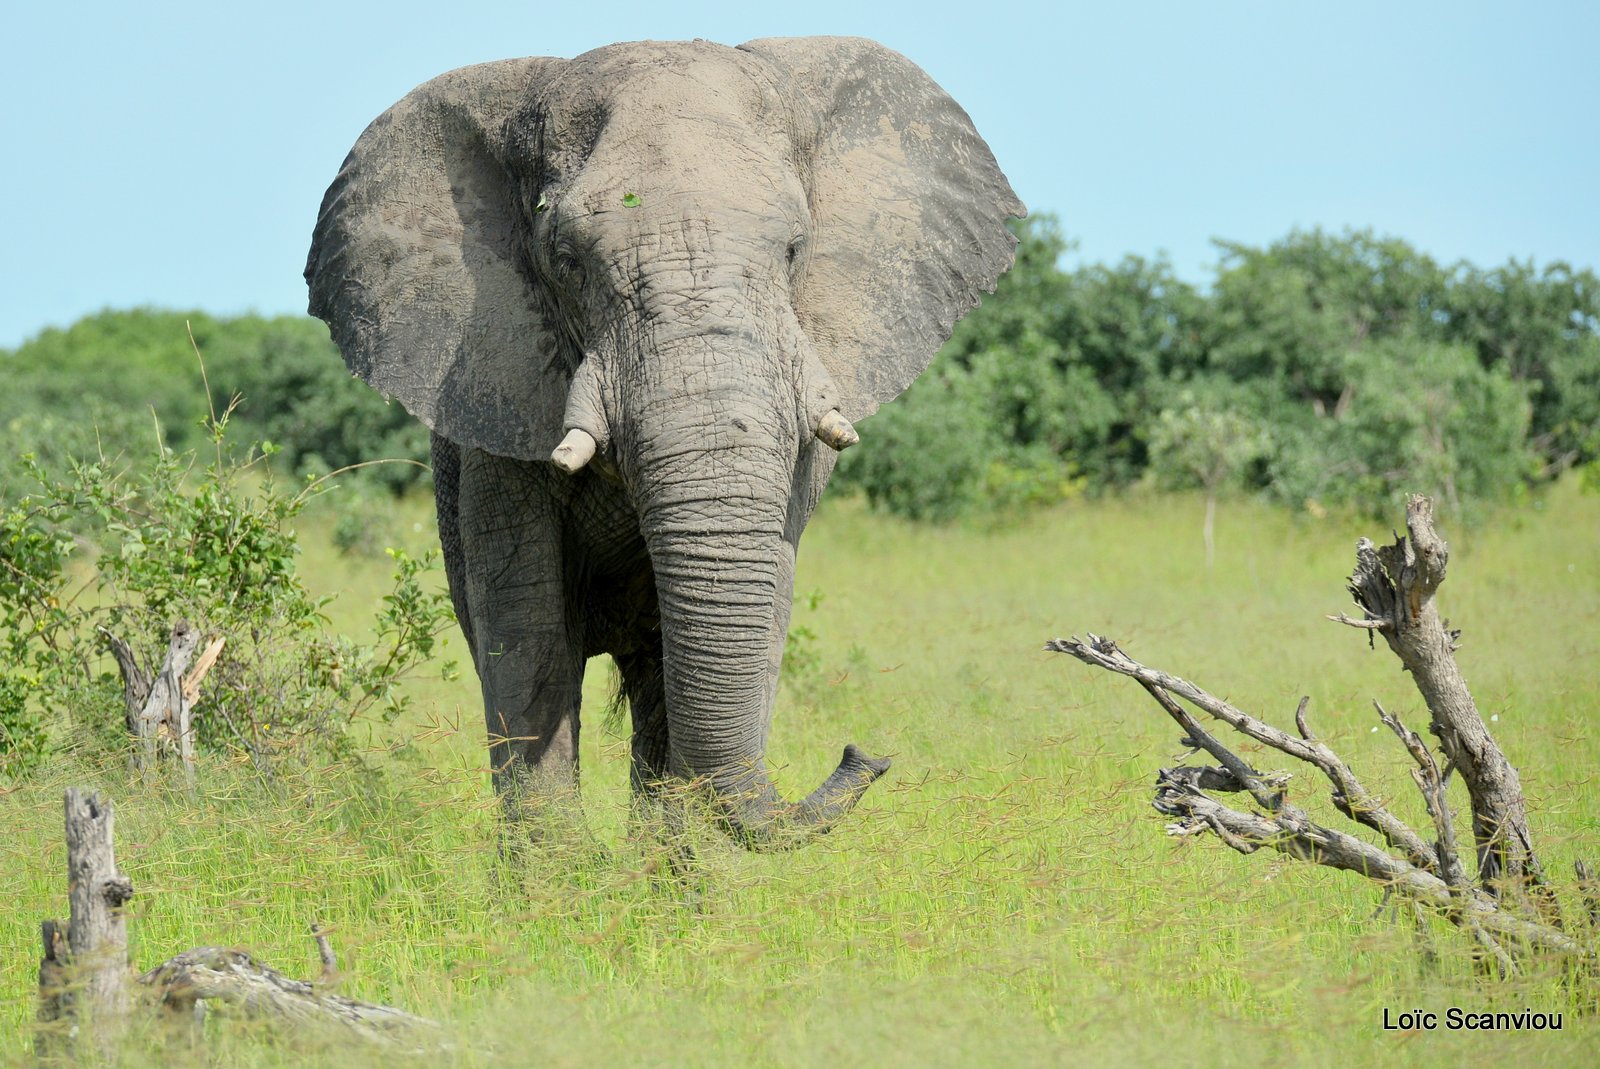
[305, 37, 1023, 845]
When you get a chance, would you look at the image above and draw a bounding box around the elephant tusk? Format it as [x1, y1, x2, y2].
[551, 428, 598, 474]
[815, 410, 859, 451]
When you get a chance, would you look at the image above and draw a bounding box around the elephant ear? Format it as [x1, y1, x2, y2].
[740, 37, 1026, 420]
[306, 58, 567, 461]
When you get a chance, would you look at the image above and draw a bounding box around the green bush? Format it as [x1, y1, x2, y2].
[0, 407, 456, 779]
[1258, 340, 1536, 516]
[835, 361, 998, 522]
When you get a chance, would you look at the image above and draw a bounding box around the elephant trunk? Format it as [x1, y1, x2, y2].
[643, 513, 889, 849]
[629, 366, 888, 847]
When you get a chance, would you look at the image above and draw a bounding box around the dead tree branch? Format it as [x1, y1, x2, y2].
[1046, 494, 1595, 972]
[1345, 495, 1554, 917]
[1055, 637, 1438, 873]
[139, 947, 438, 1043]
[100, 629, 150, 739]
[129, 621, 198, 777]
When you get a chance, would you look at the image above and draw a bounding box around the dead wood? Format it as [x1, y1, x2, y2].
[130, 620, 199, 776]
[109, 621, 224, 781]
[100, 629, 150, 738]
[1340, 494, 1555, 918]
[1046, 494, 1595, 974]
[138, 946, 440, 1045]
[63, 789, 134, 1019]
[37, 789, 441, 1055]
[36, 790, 135, 1057]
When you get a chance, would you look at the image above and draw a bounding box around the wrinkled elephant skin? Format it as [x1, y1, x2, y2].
[306, 37, 1024, 847]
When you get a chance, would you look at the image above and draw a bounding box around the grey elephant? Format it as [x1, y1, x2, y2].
[305, 37, 1023, 848]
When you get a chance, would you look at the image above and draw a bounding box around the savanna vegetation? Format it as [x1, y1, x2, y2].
[837, 219, 1600, 521]
[2, 224, 1597, 1064]
[5, 485, 1597, 1065]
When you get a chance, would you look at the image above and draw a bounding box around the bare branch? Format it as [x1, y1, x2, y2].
[312, 922, 338, 986]
[1376, 701, 1468, 894]
[182, 635, 226, 705]
[1576, 860, 1600, 933]
[1048, 495, 1594, 970]
[1148, 786, 1585, 959]
[1293, 696, 1313, 741]
[1327, 612, 1389, 631]
[1469, 922, 1517, 979]
[1048, 636, 1439, 874]
[99, 628, 149, 738]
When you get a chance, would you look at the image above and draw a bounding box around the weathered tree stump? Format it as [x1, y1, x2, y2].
[37, 789, 135, 1056]
[104, 620, 225, 781]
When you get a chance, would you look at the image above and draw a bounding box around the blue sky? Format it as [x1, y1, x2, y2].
[3, 1, 1595, 349]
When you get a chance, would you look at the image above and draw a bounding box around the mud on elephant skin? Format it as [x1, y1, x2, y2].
[305, 36, 1024, 848]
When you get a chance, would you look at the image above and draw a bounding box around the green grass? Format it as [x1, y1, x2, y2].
[4, 483, 1597, 1065]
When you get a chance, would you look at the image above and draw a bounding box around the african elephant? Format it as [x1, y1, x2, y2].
[305, 37, 1023, 848]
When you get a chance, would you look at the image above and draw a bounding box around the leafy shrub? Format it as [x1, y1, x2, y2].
[782, 589, 826, 687]
[835, 361, 998, 522]
[1148, 389, 1271, 497]
[840, 219, 1588, 522]
[0, 405, 456, 779]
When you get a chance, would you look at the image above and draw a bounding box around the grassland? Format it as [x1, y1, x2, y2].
[3, 483, 1597, 1066]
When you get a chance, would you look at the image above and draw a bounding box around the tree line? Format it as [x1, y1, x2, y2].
[0, 309, 427, 497]
[835, 218, 1599, 520]
[3, 220, 1596, 521]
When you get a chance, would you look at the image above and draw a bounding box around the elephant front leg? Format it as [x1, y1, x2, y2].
[614, 644, 669, 803]
[616, 639, 712, 883]
[458, 452, 586, 835]
[479, 621, 584, 823]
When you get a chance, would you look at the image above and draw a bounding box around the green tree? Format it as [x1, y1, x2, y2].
[1148, 386, 1270, 565]
[1441, 260, 1600, 471]
[0, 310, 429, 494]
[1259, 339, 1535, 517]
[1204, 229, 1451, 414]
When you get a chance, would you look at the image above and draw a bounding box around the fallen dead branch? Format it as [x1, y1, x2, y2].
[1047, 494, 1596, 974]
[37, 789, 442, 1057]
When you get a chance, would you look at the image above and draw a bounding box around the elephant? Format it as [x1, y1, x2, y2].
[305, 36, 1023, 849]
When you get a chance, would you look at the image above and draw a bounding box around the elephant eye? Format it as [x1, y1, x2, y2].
[786, 235, 806, 266]
[550, 243, 585, 280]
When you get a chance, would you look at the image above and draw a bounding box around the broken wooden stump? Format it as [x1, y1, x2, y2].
[103, 620, 225, 781]
[36, 788, 134, 1057]
[37, 789, 441, 1056]
[1048, 494, 1597, 975]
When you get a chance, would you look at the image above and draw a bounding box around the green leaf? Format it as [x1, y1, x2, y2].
[621, 192, 641, 208]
